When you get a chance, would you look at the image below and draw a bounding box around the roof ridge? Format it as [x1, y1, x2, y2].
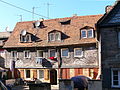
[18, 14, 103, 23]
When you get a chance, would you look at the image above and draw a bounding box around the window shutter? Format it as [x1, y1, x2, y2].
[44, 69, 49, 80]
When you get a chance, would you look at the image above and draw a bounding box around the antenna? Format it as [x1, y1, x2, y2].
[46, 3, 53, 19]
[32, 7, 40, 21]
[17, 15, 22, 22]
[21, 30, 26, 36]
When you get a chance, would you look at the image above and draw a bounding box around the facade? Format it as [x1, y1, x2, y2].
[0, 31, 11, 68]
[4, 15, 102, 84]
[97, 1, 120, 90]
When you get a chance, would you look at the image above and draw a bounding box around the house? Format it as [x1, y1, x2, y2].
[4, 15, 102, 84]
[0, 31, 11, 68]
[97, 1, 120, 90]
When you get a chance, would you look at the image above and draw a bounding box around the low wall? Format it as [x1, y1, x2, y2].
[88, 80, 102, 90]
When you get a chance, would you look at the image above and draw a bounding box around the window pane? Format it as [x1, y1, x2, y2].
[113, 70, 118, 75]
[50, 33, 54, 41]
[88, 30, 93, 38]
[37, 51, 43, 57]
[39, 70, 44, 79]
[118, 32, 120, 48]
[26, 35, 30, 42]
[62, 49, 69, 57]
[55, 33, 60, 40]
[50, 49, 56, 57]
[74, 48, 83, 57]
[11, 51, 17, 58]
[113, 76, 118, 80]
[81, 30, 86, 38]
[26, 70, 30, 78]
[113, 81, 119, 85]
[24, 51, 30, 58]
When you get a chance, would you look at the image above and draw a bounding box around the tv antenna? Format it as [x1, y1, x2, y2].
[45, 3, 53, 19]
[17, 15, 22, 22]
[32, 7, 40, 21]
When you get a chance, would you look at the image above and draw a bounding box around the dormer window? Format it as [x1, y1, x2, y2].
[20, 30, 31, 43]
[48, 30, 61, 42]
[81, 29, 94, 39]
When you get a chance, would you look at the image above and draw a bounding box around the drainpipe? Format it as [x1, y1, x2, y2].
[96, 33, 101, 80]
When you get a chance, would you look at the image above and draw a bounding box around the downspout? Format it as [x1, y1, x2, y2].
[96, 30, 101, 80]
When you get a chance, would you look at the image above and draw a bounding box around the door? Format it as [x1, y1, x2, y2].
[50, 69, 57, 85]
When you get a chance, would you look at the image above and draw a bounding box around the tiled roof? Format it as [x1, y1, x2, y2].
[4, 15, 103, 48]
[0, 32, 11, 39]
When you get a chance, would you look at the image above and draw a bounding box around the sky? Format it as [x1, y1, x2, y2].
[0, 0, 116, 32]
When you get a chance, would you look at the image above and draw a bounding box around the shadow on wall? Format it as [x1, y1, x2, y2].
[0, 56, 5, 68]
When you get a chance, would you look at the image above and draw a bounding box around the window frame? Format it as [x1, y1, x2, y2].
[20, 34, 31, 43]
[61, 48, 69, 58]
[81, 29, 94, 39]
[37, 50, 44, 58]
[87, 29, 94, 38]
[49, 33, 55, 41]
[49, 49, 57, 57]
[111, 69, 120, 88]
[11, 51, 18, 58]
[81, 29, 87, 38]
[55, 32, 61, 41]
[37, 69, 44, 80]
[24, 69, 31, 80]
[24, 50, 30, 58]
[74, 48, 83, 57]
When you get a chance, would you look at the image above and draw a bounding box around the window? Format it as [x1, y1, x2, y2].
[61, 48, 69, 57]
[55, 33, 61, 40]
[49, 32, 61, 41]
[11, 51, 18, 58]
[20, 34, 31, 42]
[81, 29, 94, 38]
[49, 49, 56, 57]
[49, 33, 54, 41]
[74, 48, 83, 57]
[38, 70, 44, 79]
[112, 70, 120, 88]
[24, 51, 30, 58]
[81, 30, 87, 38]
[37, 50, 43, 57]
[25, 70, 30, 78]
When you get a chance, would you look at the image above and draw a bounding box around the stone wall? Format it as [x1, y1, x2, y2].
[5, 45, 98, 69]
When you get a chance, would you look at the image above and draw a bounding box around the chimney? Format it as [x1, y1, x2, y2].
[105, 5, 113, 13]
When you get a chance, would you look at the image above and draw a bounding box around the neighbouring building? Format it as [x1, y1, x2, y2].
[0, 31, 11, 68]
[97, 1, 120, 90]
[4, 15, 102, 84]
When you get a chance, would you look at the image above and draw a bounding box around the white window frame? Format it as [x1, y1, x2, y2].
[55, 32, 61, 41]
[49, 49, 57, 57]
[11, 51, 18, 58]
[49, 33, 55, 41]
[20, 34, 31, 42]
[74, 48, 83, 57]
[87, 29, 94, 38]
[37, 69, 44, 80]
[24, 50, 30, 58]
[37, 50, 44, 58]
[24, 69, 31, 80]
[61, 48, 69, 58]
[81, 29, 87, 38]
[111, 69, 120, 88]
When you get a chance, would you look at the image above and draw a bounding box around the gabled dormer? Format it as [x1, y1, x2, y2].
[48, 30, 61, 42]
[20, 30, 31, 43]
[80, 26, 94, 39]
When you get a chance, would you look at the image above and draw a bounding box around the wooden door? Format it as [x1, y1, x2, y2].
[50, 69, 57, 85]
